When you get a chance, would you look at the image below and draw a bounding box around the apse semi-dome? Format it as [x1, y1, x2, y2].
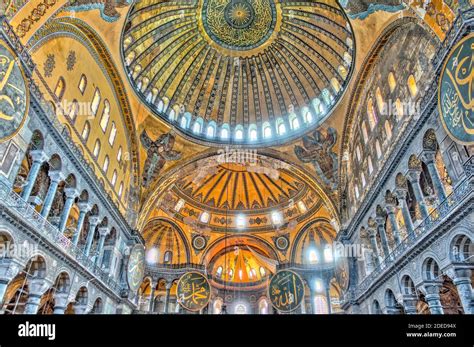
[122, 0, 355, 145]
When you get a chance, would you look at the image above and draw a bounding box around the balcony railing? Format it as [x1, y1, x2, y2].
[346, 158, 474, 302]
[0, 180, 123, 294]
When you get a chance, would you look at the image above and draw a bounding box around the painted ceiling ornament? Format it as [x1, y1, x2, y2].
[438, 33, 474, 145]
[140, 130, 182, 188]
[0, 39, 29, 143]
[339, 0, 405, 20]
[294, 127, 338, 189]
[122, 0, 355, 146]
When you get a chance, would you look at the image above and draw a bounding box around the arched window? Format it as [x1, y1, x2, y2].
[308, 249, 318, 263]
[355, 145, 361, 162]
[375, 140, 382, 159]
[368, 156, 373, 174]
[407, 75, 418, 98]
[361, 122, 369, 144]
[220, 124, 230, 140]
[93, 139, 101, 157]
[321, 88, 334, 106]
[174, 199, 185, 212]
[384, 120, 392, 140]
[354, 185, 359, 199]
[168, 108, 176, 122]
[216, 266, 223, 278]
[388, 72, 396, 93]
[259, 267, 266, 277]
[312, 98, 323, 116]
[100, 100, 110, 132]
[118, 183, 124, 198]
[276, 118, 286, 136]
[263, 122, 272, 139]
[206, 122, 216, 138]
[192, 118, 203, 134]
[361, 173, 366, 187]
[111, 170, 117, 186]
[82, 122, 90, 140]
[331, 77, 341, 94]
[367, 98, 378, 130]
[244, 124, 256, 141]
[297, 201, 307, 213]
[108, 122, 117, 146]
[302, 107, 313, 123]
[376, 88, 385, 115]
[395, 98, 404, 120]
[54, 77, 66, 100]
[91, 88, 101, 116]
[164, 251, 172, 263]
[103, 155, 109, 173]
[314, 295, 328, 314]
[200, 211, 210, 223]
[338, 65, 348, 79]
[69, 99, 79, 123]
[78, 74, 87, 94]
[117, 146, 122, 162]
[289, 114, 300, 130]
[234, 126, 244, 141]
[180, 113, 191, 129]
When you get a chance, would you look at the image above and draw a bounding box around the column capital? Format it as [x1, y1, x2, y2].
[29, 150, 49, 163]
[375, 216, 385, 226]
[406, 169, 421, 182]
[98, 227, 110, 237]
[421, 150, 437, 164]
[394, 188, 407, 200]
[422, 280, 443, 295]
[88, 216, 101, 226]
[64, 188, 79, 199]
[48, 170, 65, 183]
[367, 228, 377, 238]
[386, 204, 397, 214]
[77, 202, 92, 213]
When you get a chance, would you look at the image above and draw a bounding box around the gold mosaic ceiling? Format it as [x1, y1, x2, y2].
[122, 0, 355, 145]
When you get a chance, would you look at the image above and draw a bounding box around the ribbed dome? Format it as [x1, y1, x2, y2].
[122, 0, 355, 145]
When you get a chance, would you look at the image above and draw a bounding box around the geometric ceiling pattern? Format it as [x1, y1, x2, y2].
[175, 163, 304, 210]
[122, 0, 355, 145]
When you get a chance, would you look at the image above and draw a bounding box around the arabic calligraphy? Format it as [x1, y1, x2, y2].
[0, 40, 28, 142]
[438, 33, 474, 145]
[201, 0, 277, 50]
[177, 272, 211, 312]
[268, 270, 304, 312]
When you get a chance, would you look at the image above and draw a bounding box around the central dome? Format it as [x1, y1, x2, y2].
[122, 0, 355, 146]
[201, 0, 277, 50]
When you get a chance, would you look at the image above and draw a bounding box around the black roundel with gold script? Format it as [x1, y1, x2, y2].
[177, 272, 211, 312]
[438, 33, 474, 145]
[0, 39, 29, 142]
[268, 270, 304, 312]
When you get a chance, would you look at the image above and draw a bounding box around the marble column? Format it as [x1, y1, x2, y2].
[164, 283, 172, 313]
[149, 287, 156, 313]
[84, 216, 100, 256]
[21, 150, 49, 201]
[308, 285, 316, 314]
[386, 204, 401, 245]
[59, 188, 79, 233]
[367, 228, 381, 267]
[95, 227, 110, 267]
[452, 268, 473, 314]
[375, 216, 391, 259]
[53, 292, 69, 314]
[74, 303, 87, 314]
[72, 203, 91, 246]
[422, 151, 447, 202]
[423, 282, 444, 314]
[402, 294, 419, 314]
[395, 189, 415, 238]
[40, 171, 64, 218]
[24, 278, 48, 314]
[406, 170, 430, 220]
[325, 281, 332, 314]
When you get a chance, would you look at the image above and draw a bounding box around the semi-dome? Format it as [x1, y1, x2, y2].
[122, 0, 355, 146]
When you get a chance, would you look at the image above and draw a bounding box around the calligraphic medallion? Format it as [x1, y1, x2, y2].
[177, 272, 211, 312]
[438, 33, 474, 145]
[0, 39, 29, 143]
[127, 245, 145, 293]
[268, 270, 304, 312]
[200, 0, 278, 51]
